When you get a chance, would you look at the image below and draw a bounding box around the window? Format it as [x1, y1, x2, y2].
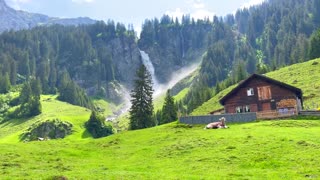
[244, 105, 250, 112]
[257, 86, 271, 100]
[236, 105, 251, 113]
[236, 106, 243, 113]
[247, 88, 254, 96]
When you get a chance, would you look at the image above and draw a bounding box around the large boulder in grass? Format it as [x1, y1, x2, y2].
[22, 119, 73, 141]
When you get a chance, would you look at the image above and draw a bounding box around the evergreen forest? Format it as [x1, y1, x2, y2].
[0, 0, 320, 116]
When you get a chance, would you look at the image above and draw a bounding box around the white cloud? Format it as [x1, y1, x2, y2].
[166, 0, 214, 21]
[240, 0, 265, 9]
[191, 9, 214, 20]
[192, 0, 205, 9]
[165, 8, 184, 20]
[11, 0, 31, 3]
[71, 0, 95, 4]
[6, 0, 32, 10]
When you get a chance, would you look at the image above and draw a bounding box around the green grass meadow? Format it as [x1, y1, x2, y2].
[1, 119, 320, 179]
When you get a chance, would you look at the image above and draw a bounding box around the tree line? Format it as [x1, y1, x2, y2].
[168, 0, 320, 114]
[0, 21, 136, 108]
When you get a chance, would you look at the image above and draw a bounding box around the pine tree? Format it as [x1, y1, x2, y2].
[19, 82, 32, 104]
[10, 60, 17, 85]
[28, 95, 42, 116]
[30, 78, 42, 99]
[17, 80, 42, 117]
[154, 110, 162, 125]
[129, 65, 155, 130]
[85, 111, 113, 138]
[0, 73, 11, 94]
[235, 61, 247, 82]
[57, 71, 93, 109]
[309, 29, 320, 59]
[19, 52, 30, 80]
[215, 82, 221, 94]
[30, 78, 42, 116]
[160, 89, 177, 124]
[48, 60, 57, 94]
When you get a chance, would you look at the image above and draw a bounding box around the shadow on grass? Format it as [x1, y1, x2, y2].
[291, 115, 320, 120]
[81, 129, 92, 139]
[0, 116, 35, 128]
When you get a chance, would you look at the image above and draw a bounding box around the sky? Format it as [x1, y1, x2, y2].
[5, 0, 265, 33]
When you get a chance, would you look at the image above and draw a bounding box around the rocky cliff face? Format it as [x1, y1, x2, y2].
[84, 36, 141, 99]
[0, 0, 96, 33]
[74, 35, 142, 93]
[110, 38, 142, 85]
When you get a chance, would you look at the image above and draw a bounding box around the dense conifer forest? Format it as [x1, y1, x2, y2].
[0, 0, 319, 113]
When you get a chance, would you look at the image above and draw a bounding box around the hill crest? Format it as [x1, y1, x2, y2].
[192, 58, 320, 115]
[0, 0, 96, 33]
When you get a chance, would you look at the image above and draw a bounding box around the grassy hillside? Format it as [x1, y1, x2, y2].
[1, 59, 320, 179]
[154, 87, 190, 112]
[267, 59, 320, 109]
[192, 58, 320, 115]
[0, 119, 320, 179]
[174, 87, 190, 102]
[0, 95, 91, 143]
[92, 99, 116, 117]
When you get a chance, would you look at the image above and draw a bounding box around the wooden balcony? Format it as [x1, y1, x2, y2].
[256, 108, 297, 119]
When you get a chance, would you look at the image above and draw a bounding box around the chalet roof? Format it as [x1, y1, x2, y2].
[219, 74, 303, 105]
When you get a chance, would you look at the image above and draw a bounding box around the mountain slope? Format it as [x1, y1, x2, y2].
[192, 58, 320, 115]
[0, 0, 95, 33]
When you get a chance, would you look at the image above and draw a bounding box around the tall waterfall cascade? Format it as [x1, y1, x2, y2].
[139, 50, 201, 97]
[106, 50, 201, 121]
[139, 50, 159, 89]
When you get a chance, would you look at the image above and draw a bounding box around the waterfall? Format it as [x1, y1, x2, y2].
[106, 51, 201, 121]
[139, 50, 159, 89]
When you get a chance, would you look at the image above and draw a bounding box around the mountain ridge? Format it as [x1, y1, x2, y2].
[0, 0, 96, 33]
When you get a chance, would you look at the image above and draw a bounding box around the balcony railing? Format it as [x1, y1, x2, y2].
[256, 109, 297, 119]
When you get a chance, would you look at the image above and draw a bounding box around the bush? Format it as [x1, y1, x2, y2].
[85, 111, 114, 138]
[9, 96, 20, 106]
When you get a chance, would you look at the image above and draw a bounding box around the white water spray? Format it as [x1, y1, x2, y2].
[106, 85, 132, 122]
[139, 49, 201, 97]
[153, 62, 200, 97]
[139, 50, 160, 90]
[140, 50, 159, 89]
[107, 51, 201, 122]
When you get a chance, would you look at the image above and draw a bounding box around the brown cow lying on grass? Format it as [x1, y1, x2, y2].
[204, 117, 228, 129]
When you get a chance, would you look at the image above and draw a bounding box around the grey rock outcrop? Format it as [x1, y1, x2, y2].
[109, 38, 142, 86]
[22, 119, 73, 141]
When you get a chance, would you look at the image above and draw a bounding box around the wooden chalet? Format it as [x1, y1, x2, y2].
[219, 74, 303, 119]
